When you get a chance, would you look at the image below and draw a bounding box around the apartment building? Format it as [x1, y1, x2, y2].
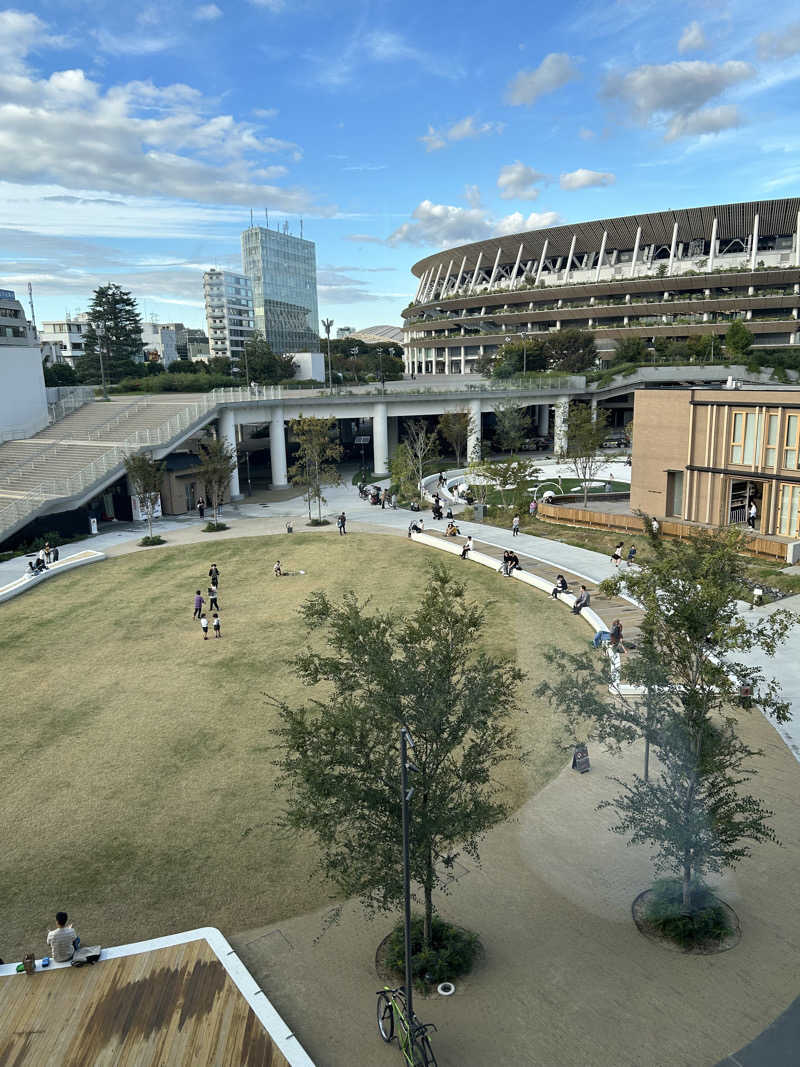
[203, 269, 254, 373]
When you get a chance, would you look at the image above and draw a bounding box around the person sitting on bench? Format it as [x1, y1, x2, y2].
[572, 585, 590, 615]
[551, 575, 568, 599]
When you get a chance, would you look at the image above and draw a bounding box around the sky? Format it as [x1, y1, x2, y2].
[1, 0, 800, 334]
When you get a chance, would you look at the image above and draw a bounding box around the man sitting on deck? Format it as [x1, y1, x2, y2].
[47, 911, 79, 962]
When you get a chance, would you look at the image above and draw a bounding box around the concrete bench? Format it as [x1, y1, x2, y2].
[0, 549, 106, 604]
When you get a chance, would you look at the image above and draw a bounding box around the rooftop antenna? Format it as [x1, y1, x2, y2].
[300, 217, 303, 239]
[250, 208, 254, 227]
[283, 219, 288, 235]
[265, 207, 269, 229]
[27, 282, 37, 335]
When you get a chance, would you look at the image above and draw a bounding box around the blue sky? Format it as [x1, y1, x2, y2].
[1, 0, 799, 333]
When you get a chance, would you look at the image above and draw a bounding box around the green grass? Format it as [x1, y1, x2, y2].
[0, 532, 587, 959]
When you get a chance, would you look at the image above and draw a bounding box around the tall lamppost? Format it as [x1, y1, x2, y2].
[400, 727, 417, 1022]
[518, 331, 532, 375]
[321, 317, 334, 393]
[376, 347, 385, 394]
[350, 344, 360, 385]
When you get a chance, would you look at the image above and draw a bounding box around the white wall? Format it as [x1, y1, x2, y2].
[0, 343, 49, 440]
[288, 351, 325, 381]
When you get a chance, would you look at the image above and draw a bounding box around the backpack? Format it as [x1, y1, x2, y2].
[71, 946, 102, 967]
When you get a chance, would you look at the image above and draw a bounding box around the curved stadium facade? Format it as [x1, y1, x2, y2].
[402, 198, 800, 375]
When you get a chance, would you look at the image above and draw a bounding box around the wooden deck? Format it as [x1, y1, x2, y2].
[0, 939, 292, 1066]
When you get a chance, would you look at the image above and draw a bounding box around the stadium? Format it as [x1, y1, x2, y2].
[402, 197, 800, 375]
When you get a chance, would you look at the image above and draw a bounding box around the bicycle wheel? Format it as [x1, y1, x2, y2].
[412, 1032, 437, 1067]
[376, 992, 394, 1042]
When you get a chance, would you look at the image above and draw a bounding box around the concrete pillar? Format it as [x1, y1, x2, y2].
[270, 406, 288, 487]
[750, 213, 760, 270]
[440, 258, 454, 299]
[554, 396, 569, 455]
[373, 401, 389, 475]
[509, 242, 524, 288]
[460, 345, 466, 374]
[468, 252, 484, 294]
[537, 404, 549, 435]
[488, 246, 503, 289]
[590, 397, 598, 421]
[388, 415, 399, 456]
[454, 255, 467, 293]
[629, 226, 641, 278]
[564, 234, 577, 282]
[708, 217, 718, 271]
[595, 231, 608, 280]
[218, 407, 241, 500]
[467, 399, 481, 461]
[667, 221, 679, 276]
[535, 239, 549, 285]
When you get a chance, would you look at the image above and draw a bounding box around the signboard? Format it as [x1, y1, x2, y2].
[131, 494, 163, 523]
[354, 435, 371, 444]
[572, 744, 590, 773]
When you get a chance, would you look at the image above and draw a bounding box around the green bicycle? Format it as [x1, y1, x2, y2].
[376, 986, 438, 1066]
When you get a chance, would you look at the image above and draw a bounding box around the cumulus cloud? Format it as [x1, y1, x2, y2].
[559, 168, 615, 190]
[664, 105, 743, 141]
[0, 10, 62, 72]
[497, 161, 547, 200]
[419, 114, 504, 152]
[757, 21, 800, 60]
[505, 53, 578, 106]
[678, 21, 706, 54]
[194, 4, 223, 20]
[604, 59, 754, 139]
[0, 22, 324, 213]
[386, 199, 562, 249]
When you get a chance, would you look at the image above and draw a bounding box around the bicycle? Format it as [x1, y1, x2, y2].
[376, 986, 438, 1066]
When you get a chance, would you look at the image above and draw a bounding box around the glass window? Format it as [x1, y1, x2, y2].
[742, 413, 757, 465]
[784, 415, 798, 469]
[730, 412, 744, 464]
[765, 414, 778, 468]
[778, 484, 800, 537]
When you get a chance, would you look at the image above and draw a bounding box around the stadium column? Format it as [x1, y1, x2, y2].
[554, 397, 569, 455]
[218, 407, 242, 500]
[667, 221, 679, 275]
[629, 226, 641, 278]
[537, 404, 549, 435]
[750, 213, 760, 270]
[373, 401, 389, 476]
[467, 399, 481, 462]
[709, 217, 718, 271]
[594, 232, 608, 280]
[270, 405, 288, 487]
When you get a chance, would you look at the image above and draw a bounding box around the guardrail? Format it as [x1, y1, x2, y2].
[47, 387, 96, 425]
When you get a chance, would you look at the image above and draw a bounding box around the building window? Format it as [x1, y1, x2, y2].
[764, 414, 779, 469]
[730, 411, 761, 466]
[777, 483, 800, 537]
[783, 414, 799, 469]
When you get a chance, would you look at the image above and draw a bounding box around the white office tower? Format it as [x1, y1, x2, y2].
[203, 269, 255, 374]
[0, 286, 48, 440]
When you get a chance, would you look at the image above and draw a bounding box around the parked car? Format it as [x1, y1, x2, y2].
[602, 432, 630, 449]
[523, 435, 552, 452]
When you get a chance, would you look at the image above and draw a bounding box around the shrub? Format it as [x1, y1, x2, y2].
[203, 522, 229, 533]
[139, 535, 166, 546]
[307, 518, 330, 526]
[645, 878, 732, 949]
[385, 915, 480, 989]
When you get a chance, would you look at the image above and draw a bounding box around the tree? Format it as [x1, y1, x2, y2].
[43, 361, 78, 386]
[438, 410, 472, 467]
[688, 335, 716, 363]
[401, 420, 439, 500]
[198, 437, 238, 525]
[492, 402, 531, 455]
[207, 356, 233, 377]
[612, 337, 649, 366]
[273, 563, 524, 948]
[243, 333, 297, 383]
[561, 402, 609, 505]
[492, 338, 548, 378]
[725, 320, 753, 360]
[468, 456, 541, 510]
[123, 451, 165, 541]
[545, 329, 597, 373]
[170, 358, 203, 374]
[390, 444, 417, 501]
[76, 283, 144, 390]
[288, 416, 343, 522]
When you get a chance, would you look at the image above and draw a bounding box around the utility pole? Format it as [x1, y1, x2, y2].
[400, 727, 415, 1022]
[321, 318, 334, 393]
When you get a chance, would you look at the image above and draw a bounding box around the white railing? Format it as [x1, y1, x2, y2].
[47, 387, 96, 426]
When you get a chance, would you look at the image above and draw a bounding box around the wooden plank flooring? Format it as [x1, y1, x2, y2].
[0, 941, 290, 1066]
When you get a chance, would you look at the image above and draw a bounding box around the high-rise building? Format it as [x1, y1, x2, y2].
[241, 225, 319, 354]
[203, 269, 254, 373]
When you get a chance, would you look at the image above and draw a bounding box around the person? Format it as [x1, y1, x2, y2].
[409, 519, 424, 534]
[499, 550, 512, 576]
[592, 627, 611, 648]
[551, 575, 568, 599]
[213, 613, 221, 638]
[460, 536, 473, 559]
[446, 505, 453, 519]
[47, 912, 79, 963]
[200, 612, 209, 639]
[51, 545, 60, 562]
[445, 521, 460, 537]
[748, 500, 758, 529]
[438, 472, 445, 488]
[209, 563, 219, 587]
[529, 499, 537, 518]
[37, 548, 48, 571]
[626, 544, 637, 566]
[391, 493, 397, 510]
[651, 517, 660, 536]
[197, 498, 205, 521]
[508, 551, 521, 573]
[611, 542, 624, 567]
[44, 542, 52, 564]
[193, 590, 205, 620]
[208, 583, 220, 612]
[512, 514, 520, 537]
[273, 560, 282, 577]
[381, 489, 387, 510]
[337, 512, 347, 535]
[572, 585, 590, 615]
[625, 454, 632, 468]
[609, 618, 627, 654]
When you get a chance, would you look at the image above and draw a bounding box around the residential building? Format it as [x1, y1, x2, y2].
[241, 225, 319, 355]
[141, 321, 178, 367]
[403, 198, 800, 375]
[39, 314, 92, 367]
[0, 287, 48, 440]
[188, 340, 211, 362]
[203, 269, 254, 372]
[630, 384, 800, 548]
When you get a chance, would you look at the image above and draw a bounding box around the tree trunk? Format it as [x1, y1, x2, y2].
[682, 856, 693, 913]
[643, 735, 650, 783]
[146, 504, 153, 540]
[424, 879, 433, 951]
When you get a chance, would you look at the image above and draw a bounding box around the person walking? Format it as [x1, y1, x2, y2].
[512, 514, 520, 537]
[626, 544, 637, 567]
[337, 512, 347, 535]
[381, 489, 387, 510]
[193, 590, 205, 620]
[200, 613, 209, 639]
[208, 583, 220, 612]
[611, 542, 624, 567]
[748, 500, 758, 530]
[391, 492, 397, 510]
[529, 499, 537, 518]
[197, 497, 206, 521]
[209, 563, 220, 588]
[213, 613, 221, 638]
[273, 560, 282, 577]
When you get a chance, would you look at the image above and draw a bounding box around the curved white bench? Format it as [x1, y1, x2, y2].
[0, 549, 106, 604]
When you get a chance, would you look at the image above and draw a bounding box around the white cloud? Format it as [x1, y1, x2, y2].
[419, 114, 503, 152]
[464, 184, 482, 208]
[194, 4, 223, 21]
[757, 21, 800, 60]
[664, 105, 743, 141]
[93, 29, 179, 55]
[497, 161, 547, 200]
[249, 0, 286, 9]
[386, 199, 562, 249]
[505, 53, 578, 106]
[253, 107, 278, 119]
[578, 127, 596, 141]
[678, 21, 706, 54]
[604, 60, 755, 140]
[0, 10, 62, 73]
[559, 168, 616, 190]
[311, 27, 460, 88]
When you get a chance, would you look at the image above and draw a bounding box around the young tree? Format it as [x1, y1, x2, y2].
[725, 320, 753, 361]
[243, 333, 297, 383]
[43, 361, 78, 386]
[76, 283, 144, 390]
[612, 336, 649, 366]
[123, 451, 165, 541]
[545, 329, 597, 373]
[561, 402, 609, 505]
[273, 563, 524, 947]
[288, 415, 343, 523]
[390, 443, 417, 502]
[402, 420, 439, 500]
[198, 437, 238, 525]
[468, 456, 541, 510]
[492, 401, 531, 455]
[492, 338, 548, 378]
[438, 410, 472, 467]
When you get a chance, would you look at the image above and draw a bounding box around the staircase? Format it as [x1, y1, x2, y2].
[0, 394, 220, 544]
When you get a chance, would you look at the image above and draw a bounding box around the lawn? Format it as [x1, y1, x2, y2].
[0, 531, 587, 960]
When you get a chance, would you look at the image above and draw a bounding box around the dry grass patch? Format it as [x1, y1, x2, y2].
[0, 532, 587, 959]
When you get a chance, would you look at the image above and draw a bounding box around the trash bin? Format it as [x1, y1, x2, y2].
[473, 503, 485, 521]
[89, 517, 98, 535]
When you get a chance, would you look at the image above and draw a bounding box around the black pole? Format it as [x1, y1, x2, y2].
[400, 727, 414, 1024]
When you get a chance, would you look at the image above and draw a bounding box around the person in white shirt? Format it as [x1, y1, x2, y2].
[47, 911, 78, 963]
[748, 501, 758, 529]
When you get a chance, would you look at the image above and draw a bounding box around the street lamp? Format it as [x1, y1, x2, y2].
[321, 317, 334, 393]
[518, 331, 532, 375]
[376, 347, 385, 393]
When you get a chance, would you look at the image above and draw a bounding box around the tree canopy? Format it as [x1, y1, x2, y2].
[75, 283, 144, 386]
[243, 333, 297, 383]
[288, 415, 343, 522]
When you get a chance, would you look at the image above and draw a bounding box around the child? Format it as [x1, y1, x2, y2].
[512, 514, 520, 536]
[193, 590, 205, 619]
[273, 560, 282, 577]
[213, 613, 221, 638]
[200, 612, 209, 639]
[208, 583, 220, 611]
[626, 544, 637, 566]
